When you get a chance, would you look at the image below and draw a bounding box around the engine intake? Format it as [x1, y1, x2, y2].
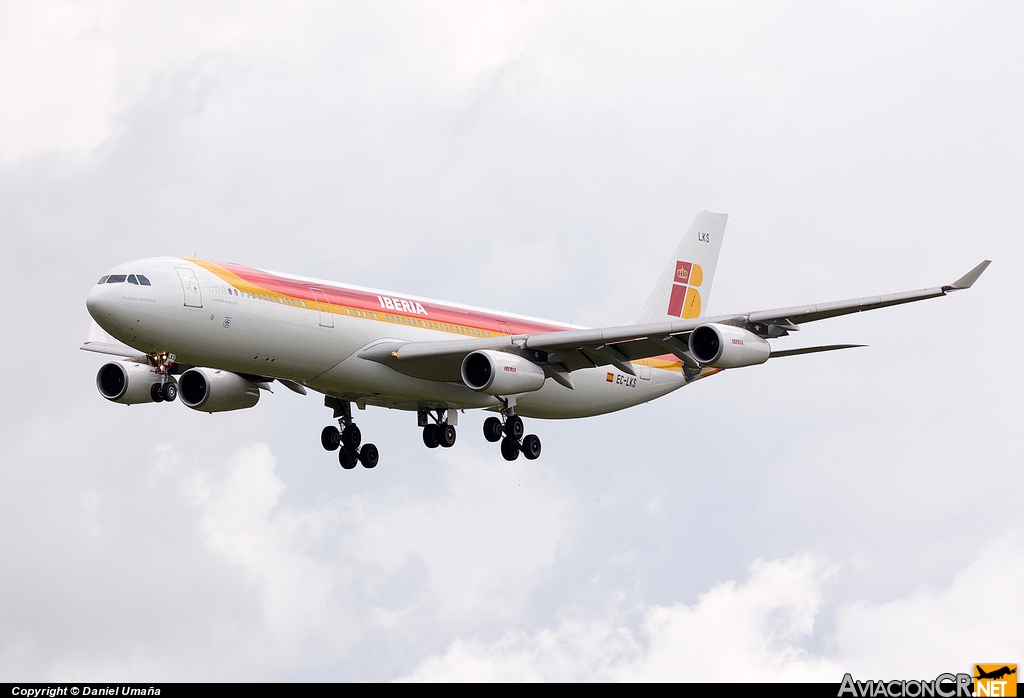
[461, 350, 546, 396]
[688, 324, 771, 368]
[179, 368, 260, 412]
[96, 361, 162, 404]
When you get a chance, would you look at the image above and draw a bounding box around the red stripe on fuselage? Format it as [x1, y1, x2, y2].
[213, 261, 571, 336]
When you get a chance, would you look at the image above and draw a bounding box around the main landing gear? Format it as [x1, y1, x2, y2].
[419, 408, 457, 449]
[483, 399, 541, 461]
[321, 397, 378, 470]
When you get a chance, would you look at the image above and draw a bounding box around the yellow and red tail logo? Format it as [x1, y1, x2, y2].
[975, 664, 1017, 696]
[668, 261, 704, 319]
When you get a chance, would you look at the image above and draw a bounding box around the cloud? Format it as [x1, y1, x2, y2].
[402, 532, 1024, 682]
[0, 427, 577, 680]
[402, 552, 839, 681]
[833, 529, 1024, 679]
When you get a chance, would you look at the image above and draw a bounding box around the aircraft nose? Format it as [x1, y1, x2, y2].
[86, 281, 113, 321]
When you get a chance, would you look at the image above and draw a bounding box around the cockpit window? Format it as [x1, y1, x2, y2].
[137, 275, 151, 286]
[127, 274, 139, 285]
[106, 275, 127, 284]
[98, 276, 109, 284]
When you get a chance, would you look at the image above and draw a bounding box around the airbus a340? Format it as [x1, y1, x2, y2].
[84, 211, 989, 468]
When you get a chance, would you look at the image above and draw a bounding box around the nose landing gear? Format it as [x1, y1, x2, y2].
[147, 351, 178, 403]
[322, 397, 378, 469]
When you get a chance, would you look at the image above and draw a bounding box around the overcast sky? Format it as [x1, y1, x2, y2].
[1, 0, 1021, 682]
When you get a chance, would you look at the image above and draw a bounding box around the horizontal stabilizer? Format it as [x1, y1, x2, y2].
[770, 344, 866, 359]
[947, 260, 991, 290]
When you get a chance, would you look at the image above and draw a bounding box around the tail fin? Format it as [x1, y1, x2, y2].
[634, 210, 728, 324]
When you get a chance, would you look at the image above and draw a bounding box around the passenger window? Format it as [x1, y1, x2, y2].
[98, 276, 108, 284]
[137, 275, 151, 286]
[127, 274, 138, 285]
[106, 275, 127, 283]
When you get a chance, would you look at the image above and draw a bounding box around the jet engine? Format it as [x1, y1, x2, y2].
[96, 361, 163, 404]
[461, 350, 547, 396]
[179, 368, 260, 412]
[688, 323, 771, 368]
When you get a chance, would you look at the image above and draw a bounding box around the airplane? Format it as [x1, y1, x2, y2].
[975, 666, 1017, 681]
[83, 211, 990, 469]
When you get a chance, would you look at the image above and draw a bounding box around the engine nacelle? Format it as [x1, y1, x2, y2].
[96, 361, 162, 404]
[688, 323, 771, 368]
[461, 350, 547, 396]
[179, 368, 260, 412]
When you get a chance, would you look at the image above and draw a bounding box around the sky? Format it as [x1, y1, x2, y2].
[0, 0, 1021, 682]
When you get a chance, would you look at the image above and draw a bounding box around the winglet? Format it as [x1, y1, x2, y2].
[947, 260, 991, 290]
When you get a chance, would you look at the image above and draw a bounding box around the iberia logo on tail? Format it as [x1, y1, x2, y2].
[667, 260, 704, 319]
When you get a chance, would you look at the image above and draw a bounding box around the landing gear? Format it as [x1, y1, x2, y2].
[339, 448, 358, 469]
[521, 434, 541, 460]
[162, 382, 177, 402]
[358, 443, 378, 469]
[504, 415, 524, 440]
[321, 425, 341, 451]
[150, 381, 177, 403]
[419, 409, 457, 450]
[147, 351, 178, 403]
[323, 397, 378, 470]
[483, 417, 503, 442]
[341, 424, 361, 450]
[489, 398, 542, 461]
[500, 437, 520, 461]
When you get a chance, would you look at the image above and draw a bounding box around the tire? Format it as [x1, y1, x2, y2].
[483, 417, 503, 443]
[339, 448, 358, 469]
[439, 424, 457, 448]
[359, 443, 379, 469]
[161, 382, 177, 402]
[321, 426, 341, 451]
[500, 437, 520, 461]
[151, 384, 165, 403]
[505, 415, 524, 440]
[422, 425, 440, 448]
[342, 425, 362, 450]
[521, 434, 541, 460]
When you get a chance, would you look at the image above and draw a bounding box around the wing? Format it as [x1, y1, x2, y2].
[80, 340, 149, 362]
[360, 260, 990, 386]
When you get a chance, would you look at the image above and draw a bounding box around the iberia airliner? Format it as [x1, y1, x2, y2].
[83, 211, 990, 468]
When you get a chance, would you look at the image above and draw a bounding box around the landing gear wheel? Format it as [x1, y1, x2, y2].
[422, 424, 440, 448]
[342, 425, 362, 450]
[160, 382, 177, 402]
[151, 384, 165, 403]
[505, 415, 525, 440]
[339, 448, 358, 469]
[500, 437, 521, 461]
[321, 426, 341, 451]
[359, 443, 379, 469]
[438, 424, 457, 448]
[483, 417, 503, 443]
[521, 434, 542, 460]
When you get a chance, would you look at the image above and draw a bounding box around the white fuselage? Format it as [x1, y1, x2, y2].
[86, 257, 691, 418]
